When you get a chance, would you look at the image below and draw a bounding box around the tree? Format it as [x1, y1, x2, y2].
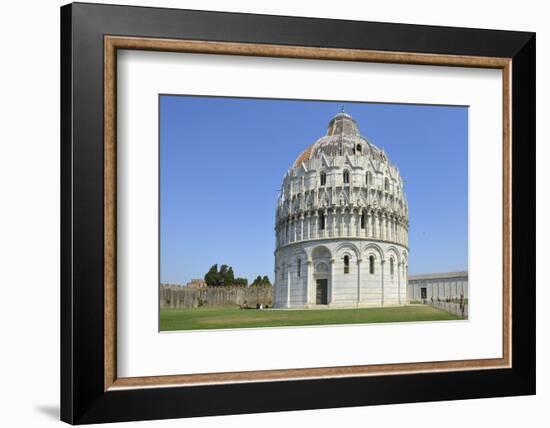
[226, 267, 235, 286]
[204, 264, 257, 288]
[219, 264, 229, 278]
[250, 275, 272, 287]
[217, 264, 234, 287]
[204, 264, 221, 287]
[233, 277, 248, 287]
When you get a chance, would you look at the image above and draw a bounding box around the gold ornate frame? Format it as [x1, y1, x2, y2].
[103, 36, 511, 391]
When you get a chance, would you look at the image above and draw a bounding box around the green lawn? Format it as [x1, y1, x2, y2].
[160, 305, 462, 331]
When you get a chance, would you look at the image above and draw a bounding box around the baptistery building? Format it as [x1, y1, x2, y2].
[274, 111, 409, 308]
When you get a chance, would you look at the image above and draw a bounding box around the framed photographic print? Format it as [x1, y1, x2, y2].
[60, 2, 535, 424]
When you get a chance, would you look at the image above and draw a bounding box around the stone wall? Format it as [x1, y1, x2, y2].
[160, 284, 273, 309]
[408, 271, 468, 302]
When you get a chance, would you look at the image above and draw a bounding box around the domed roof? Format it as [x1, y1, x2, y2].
[293, 110, 386, 168]
[326, 111, 360, 136]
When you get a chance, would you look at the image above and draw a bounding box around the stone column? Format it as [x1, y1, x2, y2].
[306, 212, 311, 240]
[366, 211, 371, 238]
[289, 217, 294, 242]
[286, 219, 290, 243]
[396, 220, 399, 243]
[397, 261, 402, 304]
[397, 221, 400, 243]
[323, 209, 328, 238]
[381, 259, 386, 306]
[340, 208, 345, 237]
[356, 258, 362, 305]
[330, 258, 336, 304]
[396, 221, 399, 244]
[287, 266, 291, 307]
[313, 211, 319, 239]
[355, 210, 361, 237]
[306, 259, 313, 305]
[300, 213, 304, 241]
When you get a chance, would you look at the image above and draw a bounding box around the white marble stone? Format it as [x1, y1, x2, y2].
[274, 111, 408, 308]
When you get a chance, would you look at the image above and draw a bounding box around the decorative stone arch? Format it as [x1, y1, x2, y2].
[401, 250, 409, 278]
[292, 248, 307, 259]
[386, 246, 401, 265]
[362, 243, 384, 276]
[361, 243, 385, 262]
[309, 244, 332, 260]
[335, 242, 361, 259]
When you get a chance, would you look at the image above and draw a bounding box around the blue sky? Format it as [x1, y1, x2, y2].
[160, 95, 468, 284]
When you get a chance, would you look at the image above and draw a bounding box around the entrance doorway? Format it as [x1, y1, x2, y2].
[316, 279, 328, 304]
[420, 287, 427, 299]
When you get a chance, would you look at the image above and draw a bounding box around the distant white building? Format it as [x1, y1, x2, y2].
[408, 271, 468, 302]
[273, 111, 409, 308]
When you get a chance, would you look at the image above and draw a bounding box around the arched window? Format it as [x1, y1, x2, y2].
[369, 255, 375, 274]
[366, 171, 372, 186]
[390, 258, 395, 276]
[320, 172, 326, 186]
[343, 170, 350, 184]
[297, 258, 301, 277]
[360, 212, 365, 229]
[384, 177, 390, 191]
[356, 144, 362, 154]
[344, 255, 350, 274]
[319, 213, 325, 230]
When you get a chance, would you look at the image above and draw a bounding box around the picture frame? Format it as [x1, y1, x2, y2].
[60, 2, 535, 424]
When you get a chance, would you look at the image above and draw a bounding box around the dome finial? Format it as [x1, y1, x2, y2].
[341, 105, 345, 113]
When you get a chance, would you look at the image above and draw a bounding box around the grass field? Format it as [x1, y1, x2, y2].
[160, 305, 462, 331]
